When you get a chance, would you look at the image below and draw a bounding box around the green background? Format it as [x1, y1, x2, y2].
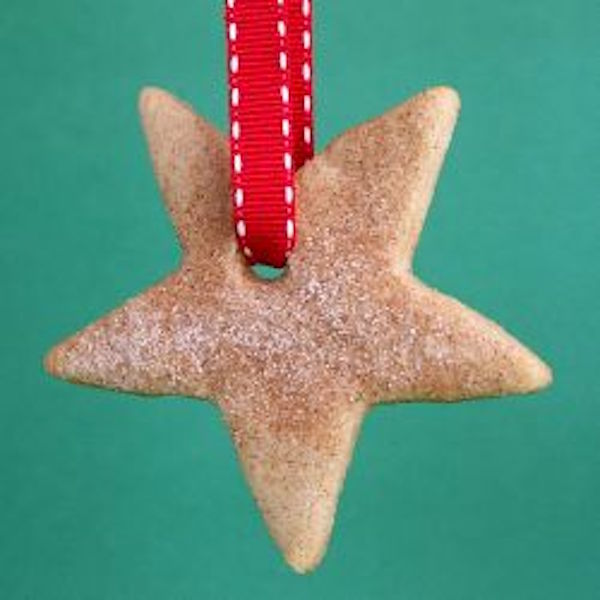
[1, 0, 598, 597]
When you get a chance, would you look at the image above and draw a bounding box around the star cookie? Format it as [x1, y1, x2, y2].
[45, 85, 551, 572]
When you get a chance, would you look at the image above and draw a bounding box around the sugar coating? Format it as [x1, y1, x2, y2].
[45, 86, 551, 573]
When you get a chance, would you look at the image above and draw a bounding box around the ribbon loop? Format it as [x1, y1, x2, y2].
[226, 0, 314, 267]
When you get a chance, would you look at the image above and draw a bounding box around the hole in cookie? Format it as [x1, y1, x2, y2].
[251, 264, 288, 281]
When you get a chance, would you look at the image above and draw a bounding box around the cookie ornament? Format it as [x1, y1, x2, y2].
[45, 0, 552, 573]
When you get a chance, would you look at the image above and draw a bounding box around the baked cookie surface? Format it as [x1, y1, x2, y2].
[45, 86, 551, 572]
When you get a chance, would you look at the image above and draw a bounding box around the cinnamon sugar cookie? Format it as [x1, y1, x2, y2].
[45, 86, 551, 572]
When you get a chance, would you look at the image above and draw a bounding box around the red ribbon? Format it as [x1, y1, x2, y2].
[225, 0, 314, 267]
